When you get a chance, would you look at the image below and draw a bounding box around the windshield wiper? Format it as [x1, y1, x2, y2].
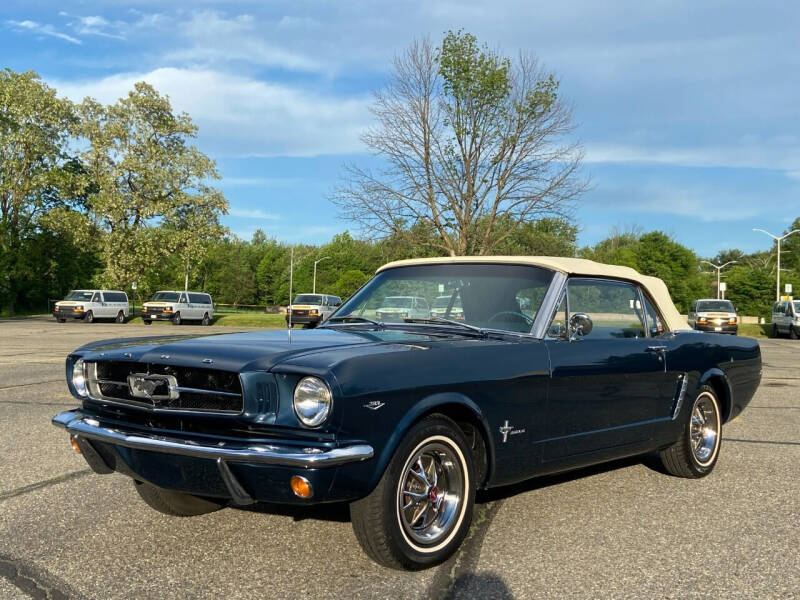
[403, 317, 487, 337]
[323, 315, 384, 328]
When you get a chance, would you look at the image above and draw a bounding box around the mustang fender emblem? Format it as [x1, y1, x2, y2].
[499, 420, 526, 443]
[363, 401, 386, 411]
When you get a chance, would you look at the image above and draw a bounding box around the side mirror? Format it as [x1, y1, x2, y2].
[569, 312, 593, 338]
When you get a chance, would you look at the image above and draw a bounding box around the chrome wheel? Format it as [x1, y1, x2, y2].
[397, 440, 465, 547]
[690, 392, 720, 466]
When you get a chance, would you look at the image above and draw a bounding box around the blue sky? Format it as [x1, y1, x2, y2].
[3, 1, 799, 257]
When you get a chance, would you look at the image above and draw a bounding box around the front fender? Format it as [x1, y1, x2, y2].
[365, 392, 494, 494]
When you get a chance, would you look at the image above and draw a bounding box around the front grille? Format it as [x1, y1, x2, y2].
[87, 361, 243, 413]
[143, 306, 165, 315]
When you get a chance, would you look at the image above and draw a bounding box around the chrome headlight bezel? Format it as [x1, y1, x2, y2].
[72, 358, 88, 398]
[293, 376, 332, 427]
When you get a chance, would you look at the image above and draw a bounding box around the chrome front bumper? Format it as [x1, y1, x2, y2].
[52, 410, 374, 468]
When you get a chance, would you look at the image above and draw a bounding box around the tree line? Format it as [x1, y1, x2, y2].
[2, 31, 797, 318]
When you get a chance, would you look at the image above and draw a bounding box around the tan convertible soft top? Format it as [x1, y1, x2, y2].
[376, 256, 691, 332]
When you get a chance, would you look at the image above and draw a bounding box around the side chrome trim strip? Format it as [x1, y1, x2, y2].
[672, 373, 689, 419]
[51, 410, 373, 468]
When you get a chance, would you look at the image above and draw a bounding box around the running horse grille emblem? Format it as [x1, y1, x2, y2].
[127, 373, 179, 403]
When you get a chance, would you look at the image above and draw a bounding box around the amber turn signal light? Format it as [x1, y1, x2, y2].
[290, 475, 313, 499]
[69, 435, 82, 454]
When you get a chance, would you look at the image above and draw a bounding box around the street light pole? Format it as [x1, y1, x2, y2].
[312, 256, 330, 294]
[753, 228, 800, 301]
[700, 260, 738, 299]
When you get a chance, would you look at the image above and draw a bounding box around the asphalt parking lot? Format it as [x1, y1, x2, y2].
[0, 318, 798, 600]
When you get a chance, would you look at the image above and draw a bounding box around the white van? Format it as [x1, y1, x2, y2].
[142, 291, 214, 326]
[53, 290, 130, 323]
[771, 299, 800, 339]
[286, 293, 342, 328]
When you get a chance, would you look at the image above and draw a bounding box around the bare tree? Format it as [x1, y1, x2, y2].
[332, 32, 588, 256]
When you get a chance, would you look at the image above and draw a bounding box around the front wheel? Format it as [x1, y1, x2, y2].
[772, 324, 780, 338]
[350, 415, 475, 570]
[172, 312, 182, 326]
[85, 311, 94, 323]
[790, 326, 799, 340]
[143, 320, 152, 325]
[115, 311, 125, 323]
[659, 385, 722, 478]
[201, 312, 211, 326]
[133, 480, 225, 516]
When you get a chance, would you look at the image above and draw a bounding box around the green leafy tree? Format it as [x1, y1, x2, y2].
[0, 69, 80, 312]
[333, 31, 586, 256]
[78, 82, 227, 289]
[332, 269, 369, 299]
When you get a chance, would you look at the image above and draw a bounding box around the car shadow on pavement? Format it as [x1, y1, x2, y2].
[476, 454, 661, 504]
[233, 500, 352, 523]
[445, 572, 514, 599]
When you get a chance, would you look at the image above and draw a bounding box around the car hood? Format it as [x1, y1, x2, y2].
[72, 327, 452, 372]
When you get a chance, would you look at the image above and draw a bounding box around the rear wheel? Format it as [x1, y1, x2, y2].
[85, 311, 94, 323]
[115, 311, 125, 323]
[659, 385, 722, 478]
[172, 312, 182, 326]
[133, 481, 225, 516]
[201, 312, 211, 326]
[350, 415, 475, 570]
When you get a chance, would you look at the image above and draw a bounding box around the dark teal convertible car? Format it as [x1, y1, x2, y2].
[52, 257, 762, 569]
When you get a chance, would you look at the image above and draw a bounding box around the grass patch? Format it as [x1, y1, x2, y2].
[738, 323, 770, 338]
[126, 313, 286, 328]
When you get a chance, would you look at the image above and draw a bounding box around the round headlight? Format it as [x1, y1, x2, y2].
[293, 376, 332, 427]
[72, 358, 88, 397]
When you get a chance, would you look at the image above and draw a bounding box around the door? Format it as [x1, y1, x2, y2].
[178, 293, 192, 319]
[90, 292, 106, 317]
[543, 278, 680, 461]
[774, 302, 787, 332]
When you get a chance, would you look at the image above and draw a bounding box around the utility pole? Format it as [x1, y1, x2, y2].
[313, 256, 330, 294]
[753, 228, 800, 301]
[701, 260, 738, 299]
[288, 247, 294, 329]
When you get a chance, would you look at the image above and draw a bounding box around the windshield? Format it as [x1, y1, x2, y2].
[697, 300, 735, 312]
[64, 290, 93, 301]
[381, 296, 414, 309]
[333, 263, 554, 333]
[151, 292, 180, 302]
[293, 294, 323, 305]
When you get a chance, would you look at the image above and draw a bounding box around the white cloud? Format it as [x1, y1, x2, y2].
[6, 19, 81, 44]
[228, 208, 281, 220]
[52, 67, 371, 157]
[166, 10, 323, 72]
[585, 138, 800, 174]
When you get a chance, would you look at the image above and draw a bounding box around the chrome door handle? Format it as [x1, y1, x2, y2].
[647, 345, 667, 353]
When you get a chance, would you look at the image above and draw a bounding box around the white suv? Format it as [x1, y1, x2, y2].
[772, 300, 800, 339]
[142, 291, 214, 326]
[53, 290, 130, 323]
